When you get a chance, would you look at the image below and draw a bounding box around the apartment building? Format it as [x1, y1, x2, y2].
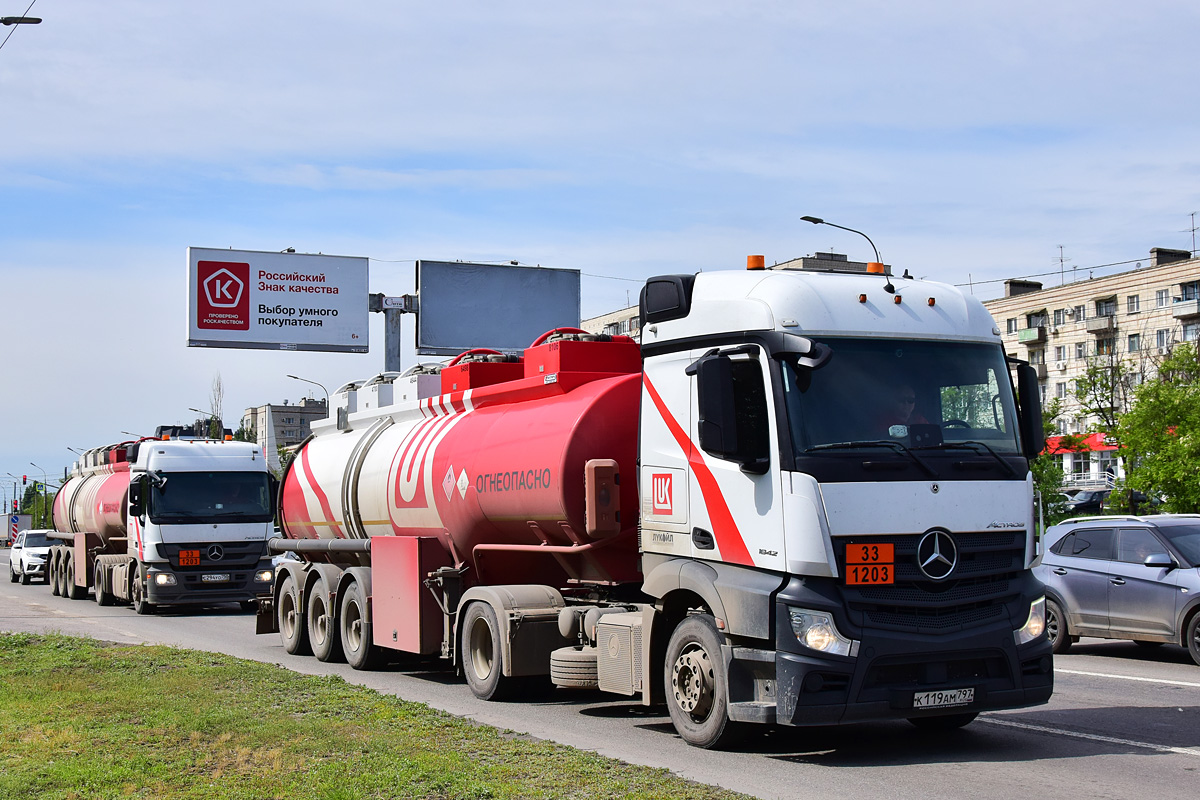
[984, 247, 1200, 488]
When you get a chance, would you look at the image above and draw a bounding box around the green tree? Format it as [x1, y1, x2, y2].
[1116, 343, 1200, 513]
[1031, 398, 1084, 528]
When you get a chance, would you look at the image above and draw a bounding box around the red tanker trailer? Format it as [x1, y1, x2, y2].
[264, 263, 1053, 749]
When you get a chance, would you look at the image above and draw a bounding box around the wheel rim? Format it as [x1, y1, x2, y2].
[671, 643, 715, 719]
[281, 588, 299, 640]
[1046, 607, 1060, 644]
[344, 599, 363, 652]
[311, 596, 329, 645]
[1192, 622, 1200, 654]
[469, 616, 495, 681]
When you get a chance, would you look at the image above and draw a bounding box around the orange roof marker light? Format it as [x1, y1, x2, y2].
[747, 255, 765, 271]
[928, 297, 936, 307]
[866, 261, 886, 275]
[893, 295, 903, 304]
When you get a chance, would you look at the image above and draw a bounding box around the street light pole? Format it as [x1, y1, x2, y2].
[801, 215, 894, 293]
[286, 375, 329, 403]
[188, 408, 221, 439]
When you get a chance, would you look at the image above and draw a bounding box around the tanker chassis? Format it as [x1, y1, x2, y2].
[260, 259, 1054, 748]
[49, 431, 277, 613]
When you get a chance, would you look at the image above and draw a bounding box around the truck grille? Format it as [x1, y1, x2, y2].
[158, 541, 266, 570]
[836, 531, 1026, 635]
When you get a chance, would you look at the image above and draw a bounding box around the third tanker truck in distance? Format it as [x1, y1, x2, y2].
[49, 427, 277, 613]
[260, 256, 1053, 748]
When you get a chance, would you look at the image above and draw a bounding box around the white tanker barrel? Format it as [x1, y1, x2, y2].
[52, 444, 131, 544]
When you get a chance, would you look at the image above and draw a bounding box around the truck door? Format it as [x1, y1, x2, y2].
[640, 352, 693, 557]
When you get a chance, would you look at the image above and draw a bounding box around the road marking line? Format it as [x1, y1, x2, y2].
[981, 717, 1200, 757]
[1056, 668, 1200, 689]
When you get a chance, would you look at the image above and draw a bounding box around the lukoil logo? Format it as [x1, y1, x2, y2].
[651, 473, 673, 515]
[196, 261, 250, 330]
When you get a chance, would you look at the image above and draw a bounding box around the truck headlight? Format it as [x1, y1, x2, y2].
[788, 608, 858, 657]
[1014, 597, 1046, 645]
[255, 569, 274, 583]
[153, 573, 177, 586]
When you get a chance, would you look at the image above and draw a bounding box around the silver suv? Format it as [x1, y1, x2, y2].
[1035, 514, 1200, 666]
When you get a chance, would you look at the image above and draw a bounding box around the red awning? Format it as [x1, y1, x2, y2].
[1044, 431, 1116, 453]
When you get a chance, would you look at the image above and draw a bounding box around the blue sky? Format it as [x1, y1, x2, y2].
[2, 0, 1199, 486]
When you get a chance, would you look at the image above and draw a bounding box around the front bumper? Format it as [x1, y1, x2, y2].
[144, 562, 273, 606]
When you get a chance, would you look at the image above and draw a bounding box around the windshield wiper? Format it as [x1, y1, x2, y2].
[804, 440, 938, 478]
[919, 441, 1016, 477]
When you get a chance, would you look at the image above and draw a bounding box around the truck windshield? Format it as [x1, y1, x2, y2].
[148, 472, 273, 524]
[781, 337, 1022, 456]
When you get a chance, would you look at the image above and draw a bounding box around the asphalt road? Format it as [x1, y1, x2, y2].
[4, 552, 1199, 800]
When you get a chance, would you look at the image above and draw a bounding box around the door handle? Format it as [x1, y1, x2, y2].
[1110, 578, 1125, 585]
[1053, 568, 1068, 575]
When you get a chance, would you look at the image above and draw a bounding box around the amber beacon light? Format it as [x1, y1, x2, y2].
[747, 255, 765, 271]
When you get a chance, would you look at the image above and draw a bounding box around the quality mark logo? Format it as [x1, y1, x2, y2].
[197, 260, 250, 331]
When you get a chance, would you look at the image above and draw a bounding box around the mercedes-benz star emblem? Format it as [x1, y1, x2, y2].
[916, 529, 957, 581]
[206, 545, 225, 562]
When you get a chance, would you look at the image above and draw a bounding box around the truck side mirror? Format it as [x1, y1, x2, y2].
[1016, 363, 1044, 459]
[696, 355, 739, 462]
[128, 478, 143, 517]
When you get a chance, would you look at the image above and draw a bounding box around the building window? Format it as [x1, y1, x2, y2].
[1127, 333, 1140, 352]
[1073, 304, 1086, 321]
[1095, 298, 1116, 317]
[1026, 311, 1047, 329]
[1157, 329, 1170, 350]
[1056, 418, 1068, 435]
[1072, 452, 1091, 478]
[1130, 372, 1143, 387]
[1075, 342, 1087, 360]
[1182, 281, 1200, 302]
[1096, 338, 1114, 356]
[1056, 382, 1067, 399]
[1006, 318, 1018, 334]
[1126, 295, 1140, 314]
[1054, 345, 1066, 361]
[1053, 309, 1066, 327]
[1185, 322, 1199, 342]
[1156, 289, 1170, 308]
[1097, 450, 1118, 481]
[1030, 349, 1044, 365]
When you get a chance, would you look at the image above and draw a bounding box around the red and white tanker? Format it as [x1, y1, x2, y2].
[48, 428, 276, 613]
[263, 259, 1055, 748]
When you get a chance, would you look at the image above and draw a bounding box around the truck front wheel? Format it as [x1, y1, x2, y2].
[664, 614, 745, 749]
[278, 574, 311, 656]
[131, 574, 155, 615]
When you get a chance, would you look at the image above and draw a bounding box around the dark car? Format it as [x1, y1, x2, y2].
[1064, 489, 1110, 515]
[1034, 514, 1200, 665]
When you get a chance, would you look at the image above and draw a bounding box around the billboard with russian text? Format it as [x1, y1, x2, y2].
[187, 248, 369, 352]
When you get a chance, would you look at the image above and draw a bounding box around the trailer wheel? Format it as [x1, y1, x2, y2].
[131, 573, 155, 615]
[48, 554, 61, 596]
[461, 601, 515, 700]
[278, 573, 311, 656]
[664, 614, 744, 749]
[340, 580, 384, 670]
[94, 562, 113, 606]
[65, 554, 88, 600]
[307, 585, 345, 663]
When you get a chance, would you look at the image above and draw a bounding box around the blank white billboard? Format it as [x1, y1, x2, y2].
[187, 248, 369, 353]
[415, 261, 581, 355]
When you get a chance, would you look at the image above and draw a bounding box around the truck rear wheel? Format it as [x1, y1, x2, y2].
[94, 562, 113, 606]
[664, 614, 745, 749]
[340, 581, 384, 670]
[307, 586, 344, 663]
[461, 601, 516, 700]
[278, 573, 311, 656]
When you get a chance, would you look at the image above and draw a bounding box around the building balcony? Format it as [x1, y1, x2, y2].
[1085, 315, 1116, 334]
[1034, 363, 1049, 379]
[1172, 298, 1200, 319]
[1017, 326, 1046, 344]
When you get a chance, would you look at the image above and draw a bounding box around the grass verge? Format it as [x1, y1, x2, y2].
[0, 633, 748, 800]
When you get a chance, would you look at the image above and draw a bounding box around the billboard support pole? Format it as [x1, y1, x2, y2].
[371, 293, 418, 374]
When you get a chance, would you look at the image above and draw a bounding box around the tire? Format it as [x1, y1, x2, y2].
[9, 563, 17, 583]
[663, 614, 745, 749]
[278, 573, 311, 656]
[340, 580, 384, 670]
[307, 584, 344, 663]
[461, 601, 516, 700]
[65, 555, 88, 600]
[94, 562, 113, 606]
[19, 569, 30, 586]
[908, 712, 979, 731]
[1187, 613, 1200, 668]
[49, 555, 61, 596]
[131, 573, 155, 615]
[550, 646, 599, 689]
[1046, 599, 1072, 654]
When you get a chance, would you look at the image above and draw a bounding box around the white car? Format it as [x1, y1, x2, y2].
[8, 529, 55, 585]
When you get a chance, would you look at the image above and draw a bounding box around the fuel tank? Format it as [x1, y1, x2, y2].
[53, 443, 131, 543]
[280, 334, 644, 587]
